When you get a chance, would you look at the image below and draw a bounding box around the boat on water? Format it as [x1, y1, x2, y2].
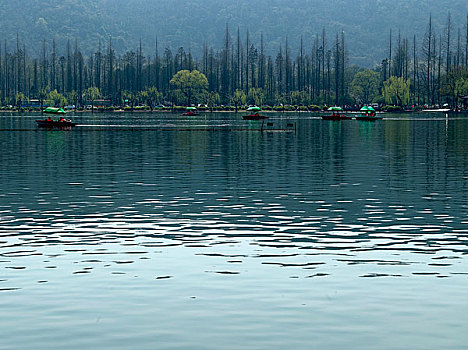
[43, 107, 67, 115]
[243, 106, 268, 120]
[36, 117, 77, 128]
[181, 107, 199, 116]
[322, 106, 352, 120]
[355, 106, 382, 121]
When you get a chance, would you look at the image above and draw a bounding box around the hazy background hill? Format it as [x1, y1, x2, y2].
[1, 0, 467, 66]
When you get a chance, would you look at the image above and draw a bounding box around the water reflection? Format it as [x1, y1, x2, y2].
[2, 113, 468, 349]
[1, 114, 468, 277]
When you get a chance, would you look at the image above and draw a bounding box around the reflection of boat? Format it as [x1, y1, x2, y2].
[355, 106, 382, 121]
[355, 115, 383, 121]
[36, 118, 77, 128]
[322, 114, 352, 120]
[322, 107, 352, 120]
[243, 114, 268, 120]
[243, 106, 268, 120]
[43, 107, 67, 115]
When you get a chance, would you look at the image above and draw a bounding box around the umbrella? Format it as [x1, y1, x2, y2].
[327, 106, 343, 111]
[247, 106, 261, 111]
[360, 106, 369, 111]
[186, 106, 197, 110]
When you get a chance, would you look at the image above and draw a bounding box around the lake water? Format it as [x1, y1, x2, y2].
[1, 112, 467, 349]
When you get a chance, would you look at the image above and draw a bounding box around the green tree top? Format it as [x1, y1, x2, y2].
[48, 90, 67, 107]
[247, 88, 264, 107]
[383, 76, 410, 106]
[83, 87, 100, 112]
[83, 87, 100, 103]
[170, 70, 208, 105]
[350, 69, 380, 104]
[232, 89, 246, 112]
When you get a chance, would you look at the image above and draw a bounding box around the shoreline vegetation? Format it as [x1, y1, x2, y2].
[0, 105, 461, 114]
[1, 14, 467, 113]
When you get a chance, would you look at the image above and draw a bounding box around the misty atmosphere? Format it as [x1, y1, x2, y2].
[1, 0, 467, 66]
[1, 1, 468, 350]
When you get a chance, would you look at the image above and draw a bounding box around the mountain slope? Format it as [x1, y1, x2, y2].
[1, 0, 467, 66]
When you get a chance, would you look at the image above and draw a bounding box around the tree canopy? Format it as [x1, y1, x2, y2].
[170, 70, 208, 105]
[350, 69, 380, 104]
[383, 77, 411, 106]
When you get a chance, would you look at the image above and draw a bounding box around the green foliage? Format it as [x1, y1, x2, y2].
[170, 70, 208, 105]
[137, 90, 148, 105]
[383, 76, 410, 106]
[275, 93, 288, 110]
[382, 105, 404, 112]
[38, 89, 48, 103]
[289, 91, 310, 106]
[167, 90, 186, 106]
[15, 93, 26, 107]
[67, 90, 79, 108]
[145, 87, 162, 110]
[455, 78, 468, 97]
[47, 90, 67, 107]
[350, 69, 380, 104]
[82, 87, 100, 112]
[247, 88, 264, 106]
[121, 91, 135, 105]
[440, 67, 468, 106]
[83, 87, 100, 103]
[205, 91, 220, 111]
[232, 89, 246, 111]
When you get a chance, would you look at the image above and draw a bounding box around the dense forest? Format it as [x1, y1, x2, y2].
[1, 11, 468, 109]
[1, 0, 468, 65]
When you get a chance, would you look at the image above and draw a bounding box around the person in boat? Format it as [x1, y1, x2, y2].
[47, 116, 52, 121]
[59, 117, 65, 122]
[255, 113, 259, 116]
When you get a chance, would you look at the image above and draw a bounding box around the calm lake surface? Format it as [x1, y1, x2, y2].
[1, 111, 467, 349]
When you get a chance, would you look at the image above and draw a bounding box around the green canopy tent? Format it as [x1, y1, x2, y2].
[43, 107, 67, 114]
[247, 106, 262, 111]
[182, 106, 199, 116]
[327, 106, 343, 111]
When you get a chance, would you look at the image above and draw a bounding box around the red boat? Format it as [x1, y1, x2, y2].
[36, 118, 77, 128]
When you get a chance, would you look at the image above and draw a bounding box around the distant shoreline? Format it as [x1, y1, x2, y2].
[1, 109, 466, 115]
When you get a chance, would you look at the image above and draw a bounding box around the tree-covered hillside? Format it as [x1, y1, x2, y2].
[1, 0, 467, 65]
